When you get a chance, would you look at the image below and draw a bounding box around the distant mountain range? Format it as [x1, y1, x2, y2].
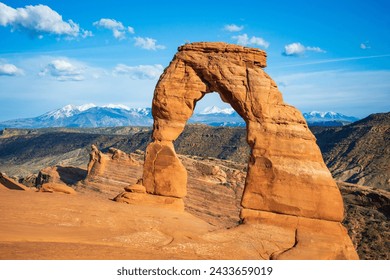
[0, 104, 153, 128]
[0, 104, 360, 129]
[303, 111, 359, 126]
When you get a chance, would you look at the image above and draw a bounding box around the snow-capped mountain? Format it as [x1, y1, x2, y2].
[190, 106, 245, 127]
[303, 111, 359, 126]
[199, 106, 235, 115]
[0, 105, 360, 129]
[41, 104, 96, 120]
[0, 104, 153, 128]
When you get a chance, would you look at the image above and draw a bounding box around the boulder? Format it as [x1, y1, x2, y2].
[40, 182, 76, 194]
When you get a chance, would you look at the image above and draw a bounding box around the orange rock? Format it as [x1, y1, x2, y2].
[40, 182, 76, 194]
[86, 146, 140, 189]
[114, 191, 184, 211]
[124, 184, 146, 193]
[0, 172, 30, 191]
[144, 42, 344, 222]
[240, 209, 359, 260]
[143, 141, 187, 198]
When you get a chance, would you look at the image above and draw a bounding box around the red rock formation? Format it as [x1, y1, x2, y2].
[0, 172, 30, 191]
[39, 182, 76, 194]
[85, 146, 140, 193]
[144, 42, 343, 220]
[139, 42, 357, 259]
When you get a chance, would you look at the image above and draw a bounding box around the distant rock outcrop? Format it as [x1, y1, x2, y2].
[84, 145, 142, 196]
[37, 165, 86, 187]
[0, 172, 30, 191]
[133, 42, 358, 259]
[316, 112, 390, 190]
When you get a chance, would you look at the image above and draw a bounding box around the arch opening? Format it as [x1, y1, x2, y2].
[174, 91, 249, 228]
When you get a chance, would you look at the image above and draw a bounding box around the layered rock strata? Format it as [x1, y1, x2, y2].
[86, 145, 140, 190]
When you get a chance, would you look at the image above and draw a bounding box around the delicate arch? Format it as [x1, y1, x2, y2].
[143, 42, 344, 222]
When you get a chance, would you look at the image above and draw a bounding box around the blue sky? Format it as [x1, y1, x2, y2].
[0, 0, 389, 121]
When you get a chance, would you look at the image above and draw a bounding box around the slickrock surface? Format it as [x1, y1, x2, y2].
[0, 184, 356, 260]
[2, 153, 379, 259]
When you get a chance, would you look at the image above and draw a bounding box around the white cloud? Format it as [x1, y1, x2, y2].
[127, 26, 135, 34]
[93, 18, 134, 40]
[224, 24, 244, 32]
[283, 42, 326, 56]
[283, 42, 306, 56]
[134, 37, 165, 50]
[81, 30, 93, 38]
[232, 33, 270, 48]
[0, 63, 23, 76]
[360, 42, 371, 49]
[113, 64, 164, 80]
[40, 59, 85, 81]
[0, 2, 90, 38]
[306, 46, 326, 53]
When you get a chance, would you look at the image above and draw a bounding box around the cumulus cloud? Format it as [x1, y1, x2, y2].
[134, 37, 165, 50]
[224, 24, 244, 32]
[113, 64, 164, 79]
[283, 42, 326, 56]
[0, 2, 90, 38]
[360, 42, 371, 49]
[232, 33, 270, 48]
[40, 59, 85, 81]
[93, 18, 134, 40]
[0, 63, 23, 76]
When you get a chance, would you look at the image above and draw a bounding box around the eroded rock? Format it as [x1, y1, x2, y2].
[137, 42, 357, 259]
[143, 42, 343, 221]
[39, 182, 76, 194]
[85, 146, 140, 192]
[0, 172, 30, 191]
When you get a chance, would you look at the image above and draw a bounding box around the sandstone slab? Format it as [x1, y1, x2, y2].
[40, 182, 76, 194]
[114, 191, 184, 211]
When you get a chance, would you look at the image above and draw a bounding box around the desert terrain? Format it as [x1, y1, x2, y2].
[1, 116, 388, 259]
[0, 43, 388, 260]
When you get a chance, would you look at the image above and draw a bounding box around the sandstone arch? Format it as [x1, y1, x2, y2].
[143, 42, 344, 222]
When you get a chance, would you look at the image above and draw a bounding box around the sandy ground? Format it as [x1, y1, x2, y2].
[1, 186, 289, 260]
[0, 187, 220, 259]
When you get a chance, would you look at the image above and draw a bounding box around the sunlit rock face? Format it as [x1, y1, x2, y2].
[144, 42, 343, 221]
[135, 42, 358, 259]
